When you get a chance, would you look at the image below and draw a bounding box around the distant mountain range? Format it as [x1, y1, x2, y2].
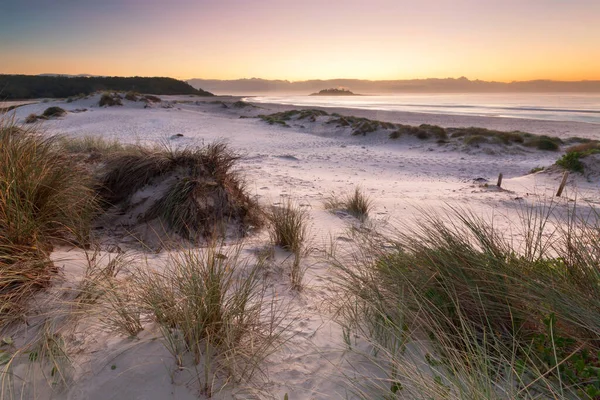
[187, 77, 600, 94]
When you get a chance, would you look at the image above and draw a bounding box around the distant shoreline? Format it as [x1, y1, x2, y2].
[239, 97, 600, 139]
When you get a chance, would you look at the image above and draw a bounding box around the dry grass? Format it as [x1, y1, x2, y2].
[97, 142, 263, 240]
[132, 242, 288, 394]
[267, 198, 310, 289]
[324, 187, 373, 221]
[0, 116, 97, 326]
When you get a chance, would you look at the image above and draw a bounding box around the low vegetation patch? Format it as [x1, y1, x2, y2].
[96, 142, 262, 240]
[556, 151, 585, 172]
[42, 106, 67, 118]
[267, 198, 310, 289]
[124, 91, 139, 101]
[133, 243, 285, 394]
[332, 205, 600, 398]
[99, 93, 123, 107]
[324, 187, 373, 221]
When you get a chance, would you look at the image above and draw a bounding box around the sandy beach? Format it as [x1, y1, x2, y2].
[3, 94, 600, 399]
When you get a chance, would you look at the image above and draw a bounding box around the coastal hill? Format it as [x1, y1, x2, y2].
[188, 76, 600, 94]
[310, 88, 360, 96]
[0, 75, 213, 99]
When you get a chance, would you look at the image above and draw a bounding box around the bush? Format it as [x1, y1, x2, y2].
[556, 151, 584, 172]
[419, 124, 448, 140]
[524, 135, 562, 151]
[124, 91, 138, 101]
[99, 93, 123, 107]
[42, 106, 66, 117]
[566, 142, 600, 155]
[25, 113, 38, 123]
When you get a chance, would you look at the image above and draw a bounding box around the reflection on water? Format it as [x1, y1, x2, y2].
[248, 93, 600, 124]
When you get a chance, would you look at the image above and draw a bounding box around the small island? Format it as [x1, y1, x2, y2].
[309, 88, 361, 96]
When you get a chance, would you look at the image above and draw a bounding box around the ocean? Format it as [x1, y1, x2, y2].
[247, 93, 600, 125]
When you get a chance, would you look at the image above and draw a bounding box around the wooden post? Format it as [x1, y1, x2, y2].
[556, 171, 569, 197]
[496, 173, 503, 188]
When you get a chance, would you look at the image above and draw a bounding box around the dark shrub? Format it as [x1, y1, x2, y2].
[42, 106, 66, 117]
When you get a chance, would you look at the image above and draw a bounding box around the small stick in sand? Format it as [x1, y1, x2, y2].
[556, 171, 569, 197]
[497, 173, 503, 188]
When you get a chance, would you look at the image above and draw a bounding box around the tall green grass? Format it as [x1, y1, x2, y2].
[332, 203, 600, 399]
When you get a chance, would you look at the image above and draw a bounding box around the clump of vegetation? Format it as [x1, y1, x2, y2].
[523, 135, 562, 151]
[142, 94, 162, 103]
[99, 93, 123, 107]
[326, 115, 396, 136]
[419, 124, 448, 140]
[133, 243, 286, 394]
[566, 141, 600, 155]
[232, 100, 257, 109]
[529, 166, 545, 174]
[258, 109, 328, 127]
[267, 199, 309, 254]
[324, 187, 373, 221]
[389, 125, 430, 140]
[0, 117, 97, 325]
[42, 106, 67, 118]
[97, 142, 263, 240]
[464, 134, 488, 146]
[25, 113, 38, 123]
[332, 205, 600, 398]
[124, 91, 139, 101]
[556, 151, 584, 172]
[449, 126, 526, 145]
[267, 198, 310, 290]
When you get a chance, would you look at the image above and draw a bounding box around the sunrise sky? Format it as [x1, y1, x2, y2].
[1, 0, 599, 82]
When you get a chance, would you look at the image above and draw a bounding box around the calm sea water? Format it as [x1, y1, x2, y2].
[248, 93, 600, 124]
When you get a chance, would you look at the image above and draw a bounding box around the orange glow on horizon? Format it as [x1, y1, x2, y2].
[2, 0, 600, 82]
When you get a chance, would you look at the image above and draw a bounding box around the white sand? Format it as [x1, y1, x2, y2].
[4, 94, 600, 399]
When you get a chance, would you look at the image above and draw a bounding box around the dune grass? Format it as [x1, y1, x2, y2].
[133, 242, 287, 395]
[0, 116, 98, 326]
[266, 198, 310, 289]
[97, 142, 263, 240]
[324, 187, 373, 221]
[332, 203, 600, 399]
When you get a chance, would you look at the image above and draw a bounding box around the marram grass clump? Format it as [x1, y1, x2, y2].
[0, 116, 97, 325]
[97, 142, 263, 240]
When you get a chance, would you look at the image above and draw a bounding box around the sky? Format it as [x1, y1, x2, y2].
[1, 0, 599, 82]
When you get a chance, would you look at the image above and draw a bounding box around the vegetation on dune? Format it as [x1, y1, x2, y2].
[132, 243, 287, 394]
[97, 142, 263, 239]
[332, 204, 600, 399]
[324, 187, 373, 221]
[266, 198, 310, 290]
[42, 106, 67, 117]
[99, 92, 123, 107]
[0, 117, 98, 324]
[124, 91, 139, 101]
[0, 74, 213, 99]
[258, 109, 328, 127]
